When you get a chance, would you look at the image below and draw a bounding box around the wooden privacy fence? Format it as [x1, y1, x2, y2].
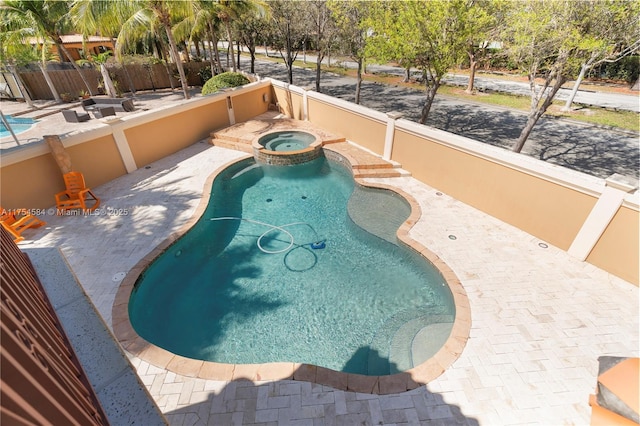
[19, 62, 210, 100]
[0, 226, 108, 425]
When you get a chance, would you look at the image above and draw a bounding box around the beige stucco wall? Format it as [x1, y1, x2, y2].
[587, 204, 639, 285]
[1, 135, 125, 209]
[231, 86, 271, 123]
[308, 99, 386, 155]
[272, 86, 304, 119]
[1, 153, 63, 209]
[65, 135, 127, 189]
[126, 101, 229, 167]
[391, 129, 597, 250]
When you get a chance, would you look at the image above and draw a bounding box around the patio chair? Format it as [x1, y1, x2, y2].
[62, 110, 91, 123]
[93, 106, 116, 119]
[0, 206, 46, 243]
[55, 171, 100, 213]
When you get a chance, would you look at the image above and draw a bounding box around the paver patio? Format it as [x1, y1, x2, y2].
[19, 130, 638, 425]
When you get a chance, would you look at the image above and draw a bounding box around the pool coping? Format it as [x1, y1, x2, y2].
[112, 150, 471, 395]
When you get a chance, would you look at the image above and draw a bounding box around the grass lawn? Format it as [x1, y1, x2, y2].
[250, 54, 639, 133]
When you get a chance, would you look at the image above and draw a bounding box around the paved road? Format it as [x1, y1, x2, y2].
[239, 57, 639, 180]
[238, 48, 639, 112]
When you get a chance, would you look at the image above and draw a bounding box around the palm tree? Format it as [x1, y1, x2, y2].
[1, 0, 95, 95]
[93, 0, 192, 99]
[0, 15, 61, 103]
[215, 0, 254, 72]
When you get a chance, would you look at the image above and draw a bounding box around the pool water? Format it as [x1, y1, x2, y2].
[1, 115, 35, 138]
[129, 156, 455, 375]
[259, 131, 316, 151]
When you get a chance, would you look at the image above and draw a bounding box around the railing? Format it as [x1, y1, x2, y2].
[0, 226, 108, 425]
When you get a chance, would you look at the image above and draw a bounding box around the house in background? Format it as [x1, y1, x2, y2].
[30, 34, 115, 62]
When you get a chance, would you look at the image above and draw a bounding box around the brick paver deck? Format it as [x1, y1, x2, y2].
[25, 137, 639, 425]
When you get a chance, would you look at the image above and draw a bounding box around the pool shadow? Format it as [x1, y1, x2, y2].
[163, 356, 479, 425]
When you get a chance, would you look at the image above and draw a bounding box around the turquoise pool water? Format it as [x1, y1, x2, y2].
[1, 115, 35, 138]
[129, 156, 455, 375]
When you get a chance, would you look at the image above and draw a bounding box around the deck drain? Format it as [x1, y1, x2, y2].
[448, 235, 457, 240]
[436, 192, 443, 196]
[538, 242, 548, 248]
[112, 272, 126, 282]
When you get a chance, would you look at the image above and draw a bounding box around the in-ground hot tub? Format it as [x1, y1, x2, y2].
[253, 130, 323, 165]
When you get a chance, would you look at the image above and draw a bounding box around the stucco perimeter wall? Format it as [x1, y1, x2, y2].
[392, 124, 597, 250]
[307, 92, 387, 155]
[1, 133, 125, 209]
[272, 84, 304, 120]
[232, 85, 272, 123]
[587, 204, 639, 284]
[126, 100, 229, 167]
[0, 81, 272, 210]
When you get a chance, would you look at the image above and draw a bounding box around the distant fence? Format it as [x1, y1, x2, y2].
[16, 62, 211, 100]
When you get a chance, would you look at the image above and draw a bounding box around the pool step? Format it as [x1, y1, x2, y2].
[368, 306, 454, 375]
[347, 185, 411, 244]
[210, 136, 254, 153]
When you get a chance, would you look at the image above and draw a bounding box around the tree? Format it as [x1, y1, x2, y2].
[367, 0, 470, 124]
[328, 0, 370, 103]
[215, 0, 253, 73]
[0, 14, 61, 103]
[560, 0, 640, 111]
[114, 0, 192, 99]
[502, 0, 588, 153]
[268, 0, 307, 84]
[1, 0, 94, 95]
[462, 0, 503, 94]
[305, 0, 336, 92]
[236, 5, 270, 75]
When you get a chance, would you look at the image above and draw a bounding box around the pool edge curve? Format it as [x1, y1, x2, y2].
[112, 151, 471, 395]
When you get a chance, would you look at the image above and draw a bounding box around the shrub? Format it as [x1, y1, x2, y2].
[202, 72, 250, 95]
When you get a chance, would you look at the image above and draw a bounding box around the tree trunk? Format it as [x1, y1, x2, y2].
[236, 41, 241, 69]
[55, 39, 94, 95]
[355, 58, 363, 104]
[121, 61, 137, 95]
[287, 56, 294, 84]
[8, 65, 34, 107]
[402, 66, 410, 83]
[315, 56, 322, 92]
[249, 49, 256, 74]
[561, 63, 588, 111]
[44, 135, 73, 174]
[212, 32, 222, 73]
[38, 62, 61, 102]
[513, 75, 567, 153]
[465, 58, 477, 94]
[163, 23, 190, 99]
[225, 22, 236, 72]
[419, 81, 440, 124]
[100, 64, 117, 98]
[512, 110, 543, 153]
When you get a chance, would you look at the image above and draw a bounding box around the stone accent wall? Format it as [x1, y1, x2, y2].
[253, 146, 323, 165]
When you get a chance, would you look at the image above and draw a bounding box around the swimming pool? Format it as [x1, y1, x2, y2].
[0, 115, 35, 138]
[128, 155, 456, 376]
